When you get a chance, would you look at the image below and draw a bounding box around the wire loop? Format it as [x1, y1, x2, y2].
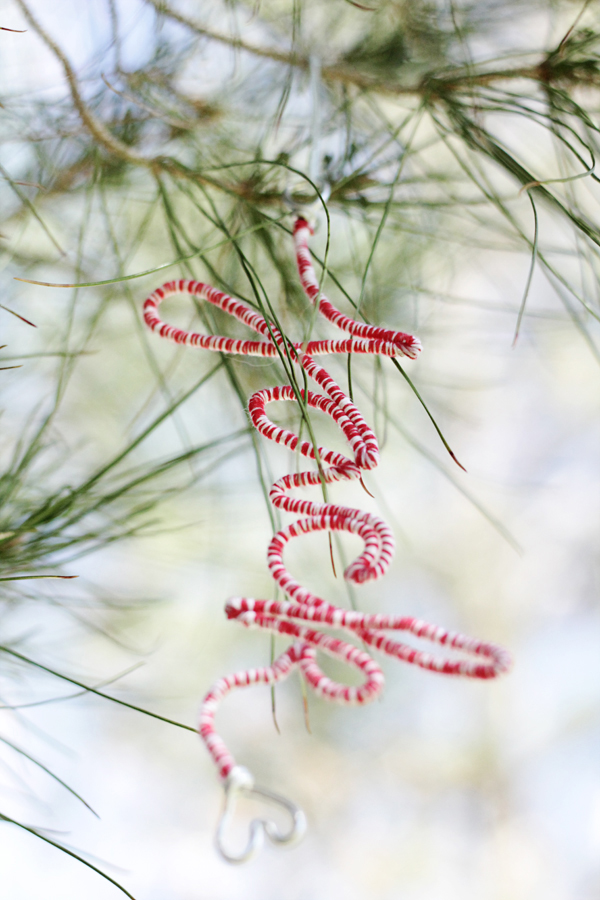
[215, 766, 307, 864]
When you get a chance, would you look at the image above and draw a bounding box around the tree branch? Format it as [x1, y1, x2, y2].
[146, 0, 600, 96]
[15, 0, 149, 166]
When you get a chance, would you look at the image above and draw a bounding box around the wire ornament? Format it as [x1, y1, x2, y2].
[215, 765, 306, 864]
[143, 217, 511, 863]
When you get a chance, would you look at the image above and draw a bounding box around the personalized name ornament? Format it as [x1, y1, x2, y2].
[143, 218, 511, 863]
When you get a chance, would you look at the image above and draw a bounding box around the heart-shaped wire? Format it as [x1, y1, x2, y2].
[215, 766, 307, 864]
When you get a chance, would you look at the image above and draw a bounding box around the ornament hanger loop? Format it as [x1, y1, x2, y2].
[215, 766, 307, 864]
[282, 52, 331, 227]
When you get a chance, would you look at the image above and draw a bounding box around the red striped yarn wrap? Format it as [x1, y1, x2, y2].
[143, 219, 511, 785]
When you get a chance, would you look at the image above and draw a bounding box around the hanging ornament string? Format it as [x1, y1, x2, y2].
[143, 218, 511, 863]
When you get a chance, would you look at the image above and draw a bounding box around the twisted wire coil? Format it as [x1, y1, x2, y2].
[143, 218, 510, 857]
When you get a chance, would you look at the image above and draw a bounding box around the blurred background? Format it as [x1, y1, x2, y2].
[0, 0, 599, 897]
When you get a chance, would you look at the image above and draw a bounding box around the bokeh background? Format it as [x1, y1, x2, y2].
[0, 1, 599, 898]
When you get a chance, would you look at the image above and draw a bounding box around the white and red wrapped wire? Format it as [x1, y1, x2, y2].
[143, 217, 511, 861]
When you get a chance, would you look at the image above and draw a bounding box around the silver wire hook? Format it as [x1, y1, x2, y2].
[281, 53, 330, 226]
[308, 54, 322, 189]
[215, 766, 307, 864]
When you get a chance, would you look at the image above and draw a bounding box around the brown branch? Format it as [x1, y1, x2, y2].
[146, 0, 305, 68]
[12, 0, 247, 199]
[145, 0, 417, 95]
[145, 0, 600, 96]
[14, 0, 149, 167]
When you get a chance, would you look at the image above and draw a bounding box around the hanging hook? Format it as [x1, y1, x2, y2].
[308, 54, 322, 189]
[215, 766, 307, 864]
[281, 53, 331, 226]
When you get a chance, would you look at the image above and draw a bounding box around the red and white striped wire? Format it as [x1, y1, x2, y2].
[143, 217, 511, 858]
